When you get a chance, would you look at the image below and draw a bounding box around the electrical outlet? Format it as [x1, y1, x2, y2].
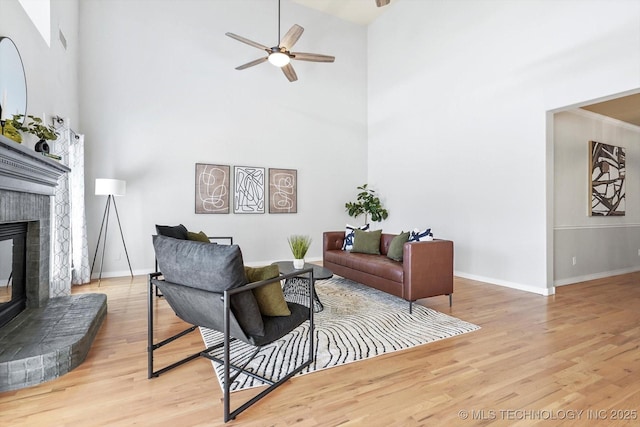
[637, 249, 640, 257]
[572, 256, 577, 266]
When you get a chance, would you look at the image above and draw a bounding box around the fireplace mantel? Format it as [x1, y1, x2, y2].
[0, 134, 70, 195]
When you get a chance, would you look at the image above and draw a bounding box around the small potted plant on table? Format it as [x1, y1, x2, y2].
[287, 235, 312, 269]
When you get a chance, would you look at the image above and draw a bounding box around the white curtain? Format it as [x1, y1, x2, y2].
[50, 119, 90, 297]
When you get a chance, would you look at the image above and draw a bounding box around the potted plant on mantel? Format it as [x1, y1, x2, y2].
[288, 235, 312, 269]
[345, 183, 389, 225]
[12, 114, 58, 153]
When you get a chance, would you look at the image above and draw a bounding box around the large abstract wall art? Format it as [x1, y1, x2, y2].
[589, 141, 625, 216]
[269, 168, 297, 213]
[195, 163, 230, 214]
[234, 166, 265, 213]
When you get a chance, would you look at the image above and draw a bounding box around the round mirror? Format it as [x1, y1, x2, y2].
[0, 37, 27, 123]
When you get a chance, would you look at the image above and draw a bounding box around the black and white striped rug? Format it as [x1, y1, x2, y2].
[200, 276, 480, 392]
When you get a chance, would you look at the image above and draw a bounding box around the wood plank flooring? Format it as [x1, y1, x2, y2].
[1, 273, 639, 426]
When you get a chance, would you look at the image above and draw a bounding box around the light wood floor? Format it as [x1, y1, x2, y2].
[1, 273, 639, 426]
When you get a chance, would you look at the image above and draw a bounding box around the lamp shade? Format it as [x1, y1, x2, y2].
[95, 178, 126, 196]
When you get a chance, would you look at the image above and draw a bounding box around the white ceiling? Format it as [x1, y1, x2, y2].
[291, 0, 393, 25]
[581, 93, 640, 127]
[290, 0, 640, 127]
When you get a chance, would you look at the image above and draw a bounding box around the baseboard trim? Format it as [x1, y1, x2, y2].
[454, 271, 555, 296]
[554, 266, 640, 286]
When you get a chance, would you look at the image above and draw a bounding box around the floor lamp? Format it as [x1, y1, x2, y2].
[91, 178, 133, 282]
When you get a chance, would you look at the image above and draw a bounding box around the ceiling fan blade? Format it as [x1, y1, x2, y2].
[235, 57, 268, 70]
[280, 24, 304, 50]
[291, 52, 335, 63]
[376, 0, 391, 6]
[282, 63, 298, 82]
[225, 32, 269, 52]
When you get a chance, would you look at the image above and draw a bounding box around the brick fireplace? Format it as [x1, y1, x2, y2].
[0, 135, 107, 392]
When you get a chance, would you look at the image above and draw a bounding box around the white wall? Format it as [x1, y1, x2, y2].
[0, 0, 80, 139]
[368, 0, 640, 294]
[79, 0, 368, 276]
[554, 109, 640, 284]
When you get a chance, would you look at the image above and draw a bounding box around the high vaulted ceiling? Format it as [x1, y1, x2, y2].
[290, 0, 639, 127]
[291, 0, 393, 25]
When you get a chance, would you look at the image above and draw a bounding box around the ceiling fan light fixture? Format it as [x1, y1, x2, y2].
[268, 51, 290, 67]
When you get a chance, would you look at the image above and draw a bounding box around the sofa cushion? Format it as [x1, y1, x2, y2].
[153, 235, 265, 336]
[351, 229, 382, 255]
[387, 231, 410, 261]
[156, 224, 188, 240]
[324, 250, 403, 283]
[245, 265, 291, 317]
[342, 223, 369, 251]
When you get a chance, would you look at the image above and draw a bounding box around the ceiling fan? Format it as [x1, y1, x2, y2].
[225, 0, 335, 82]
[376, 0, 391, 6]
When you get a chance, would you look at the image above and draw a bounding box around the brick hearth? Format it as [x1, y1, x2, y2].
[0, 135, 107, 392]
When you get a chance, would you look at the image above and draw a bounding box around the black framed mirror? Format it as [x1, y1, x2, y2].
[0, 37, 27, 124]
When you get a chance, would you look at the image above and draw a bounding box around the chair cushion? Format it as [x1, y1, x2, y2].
[153, 235, 264, 336]
[156, 224, 188, 240]
[252, 302, 309, 346]
[245, 265, 291, 316]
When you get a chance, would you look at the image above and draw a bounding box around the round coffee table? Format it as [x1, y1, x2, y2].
[272, 261, 333, 312]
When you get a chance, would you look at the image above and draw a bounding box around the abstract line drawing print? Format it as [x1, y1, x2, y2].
[195, 164, 230, 214]
[589, 141, 625, 216]
[234, 166, 265, 213]
[269, 168, 297, 213]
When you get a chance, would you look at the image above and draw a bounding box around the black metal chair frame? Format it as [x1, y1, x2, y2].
[147, 267, 315, 422]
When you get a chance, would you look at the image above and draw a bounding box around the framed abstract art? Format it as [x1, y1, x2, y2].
[195, 163, 230, 214]
[589, 141, 625, 216]
[234, 166, 265, 213]
[269, 168, 297, 213]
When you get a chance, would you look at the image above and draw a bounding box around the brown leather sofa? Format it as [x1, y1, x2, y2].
[323, 231, 454, 312]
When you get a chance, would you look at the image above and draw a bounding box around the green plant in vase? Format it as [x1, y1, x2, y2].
[287, 235, 312, 269]
[345, 183, 389, 225]
[13, 114, 58, 153]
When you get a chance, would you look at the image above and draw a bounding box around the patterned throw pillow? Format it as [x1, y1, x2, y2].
[342, 223, 370, 251]
[408, 228, 433, 242]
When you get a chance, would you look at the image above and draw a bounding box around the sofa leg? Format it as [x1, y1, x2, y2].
[449, 294, 452, 307]
[409, 301, 413, 314]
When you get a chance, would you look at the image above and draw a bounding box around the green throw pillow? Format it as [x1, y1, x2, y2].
[351, 229, 382, 255]
[387, 231, 410, 261]
[187, 230, 210, 242]
[245, 265, 291, 317]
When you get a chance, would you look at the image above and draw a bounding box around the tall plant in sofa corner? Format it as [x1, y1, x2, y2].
[345, 184, 389, 225]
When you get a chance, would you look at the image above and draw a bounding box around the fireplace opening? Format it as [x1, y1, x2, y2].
[0, 222, 27, 328]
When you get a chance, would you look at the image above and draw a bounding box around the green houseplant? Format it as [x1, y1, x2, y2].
[13, 114, 58, 152]
[345, 184, 389, 225]
[288, 235, 312, 269]
[1, 115, 23, 143]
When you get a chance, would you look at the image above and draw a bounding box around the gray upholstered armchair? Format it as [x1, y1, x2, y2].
[148, 235, 315, 422]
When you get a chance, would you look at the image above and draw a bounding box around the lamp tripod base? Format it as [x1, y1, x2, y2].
[90, 195, 133, 283]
